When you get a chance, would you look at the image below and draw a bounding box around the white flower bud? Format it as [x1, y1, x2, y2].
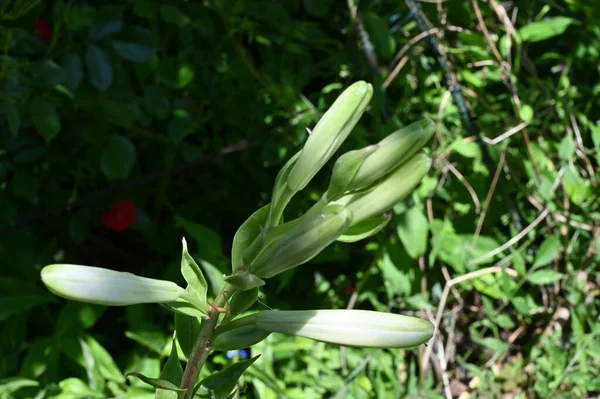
[41, 264, 184, 306]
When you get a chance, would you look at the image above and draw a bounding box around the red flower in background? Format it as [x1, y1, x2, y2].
[35, 19, 53, 42]
[102, 200, 136, 232]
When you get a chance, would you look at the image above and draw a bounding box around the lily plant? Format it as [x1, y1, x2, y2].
[41, 81, 436, 398]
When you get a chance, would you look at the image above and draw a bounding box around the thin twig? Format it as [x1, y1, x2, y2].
[469, 208, 550, 266]
[422, 266, 518, 373]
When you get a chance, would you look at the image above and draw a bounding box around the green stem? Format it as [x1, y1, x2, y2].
[180, 283, 236, 398]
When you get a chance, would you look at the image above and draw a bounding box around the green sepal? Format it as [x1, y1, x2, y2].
[337, 213, 392, 242]
[231, 204, 271, 271]
[228, 287, 259, 318]
[197, 355, 260, 397]
[327, 146, 374, 199]
[175, 313, 202, 358]
[180, 238, 208, 307]
[223, 272, 264, 291]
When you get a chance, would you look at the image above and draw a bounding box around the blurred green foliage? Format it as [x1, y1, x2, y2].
[1, 0, 599, 398]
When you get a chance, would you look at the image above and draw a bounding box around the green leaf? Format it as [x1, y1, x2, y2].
[532, 235, 561, 270]
[168, 109, 196, 142]
[20, 338, 57, 379]
[231, 204, 271, 271]
[479, 337, 509, 352]
[303, 0, 334, 17]
[450, 139, 481, 159]
[86, 44, 113, 91]
[176, 217, 224, 265]
[126, 373, 185, 392]
[63, 52, 83, 92]
[89, 9, 123, 40]
[0, 278, 54, 320]
[112, 41, 158, 63]
[527, 270, 564, 285]
[160, 5, 190, 26]
[100, 135, 136, 179]
[558, 136, 575, 160]
[4, 104, 20, 136]
[519, 17, 576, 43]
[124, 330, 166, 355]
[363, 12, 395, 59]
[174, 313, 202, 358]
[143, 86, 170, 120]
[180, 238, 208, 302]
[397, 206, 429, 259]
[198, 259, 225, 296]
[30, 99, 60, 142]
[158, 336, 183, 389]
[519, 104, 534, 122]
[11, 169, 39, 205]
[199, 355, 260, 396]
[0, 377, 39, 395]
[83, 335, 124, 382]
[58, 378, 103, 398]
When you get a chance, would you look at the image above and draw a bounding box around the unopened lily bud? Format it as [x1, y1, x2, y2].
[328, 119, 435, 198]
[342, 152, 431, 225]
[41, 264, 184, 306]
[255, 309, 433, 348]
[250, 204, 353, 278]
[287, 81, 373, 192]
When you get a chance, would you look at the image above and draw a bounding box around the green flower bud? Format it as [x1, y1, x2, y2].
[250, 204, 353, 278]
[328, 119, 435, 198]
[287, 81, 373, 192]
[342, 152, 431, 225]
[254, 309, 433, 348]
[41, 264, 184, 306]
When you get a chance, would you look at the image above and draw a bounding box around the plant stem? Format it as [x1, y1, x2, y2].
[180, 283, 235, 398]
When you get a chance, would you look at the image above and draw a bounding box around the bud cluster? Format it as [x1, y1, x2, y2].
[40, 81, 436, 394]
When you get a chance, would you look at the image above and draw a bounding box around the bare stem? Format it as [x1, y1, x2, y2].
[180, 284, 235, 398]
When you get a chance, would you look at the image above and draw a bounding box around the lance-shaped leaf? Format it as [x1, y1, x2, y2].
[198, 355, 260, 397]
[41, 264, 184, 306]
[328, 119, 435, 198]
[342, 152, 432, 225]
[255, 309, 433, 348]
[249, 204, 353, 278]
[178, 238, 209, 315]
[156, 335, 184, 399]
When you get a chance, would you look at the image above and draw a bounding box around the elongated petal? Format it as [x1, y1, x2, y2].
[41, 264, 184, 306]
[255, 309, 433, 348]
[287, 81, 373, 192]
